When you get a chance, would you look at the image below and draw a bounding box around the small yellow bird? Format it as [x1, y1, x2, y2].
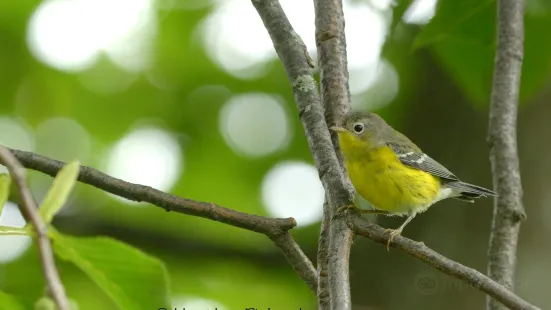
[331, 111, 496, 249]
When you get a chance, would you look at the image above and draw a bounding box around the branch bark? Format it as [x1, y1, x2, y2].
[487, 0, 526, 309]
[316, 201, 330, 309]
[351, 218, 539, 310]
[0, 147, 70, 310]
[314, 0, 355, 309]
[4, 147, 318, 293]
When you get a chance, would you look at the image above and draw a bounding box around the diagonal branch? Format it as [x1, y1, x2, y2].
[351, 218, 539, 310]
[251, 0, 354, 309]
[270, 232, 318, 290]
[487, 0, 526, 309]
[5, 147, 317, 293]
[0, 146, 70, 310]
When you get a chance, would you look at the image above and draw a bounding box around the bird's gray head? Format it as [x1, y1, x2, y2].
[331, 111, 391, 147]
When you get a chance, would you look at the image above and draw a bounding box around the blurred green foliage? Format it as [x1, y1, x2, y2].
[0, 290, 25, 310]
[415, 0, 551, 105]
[0, 0, 550, 309]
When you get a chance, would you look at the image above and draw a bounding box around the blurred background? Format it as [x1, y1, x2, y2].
[0, 0, 550, 309]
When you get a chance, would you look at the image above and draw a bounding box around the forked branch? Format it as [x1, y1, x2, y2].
[4, 147, 318, 293]
[0, 146, 70, 310]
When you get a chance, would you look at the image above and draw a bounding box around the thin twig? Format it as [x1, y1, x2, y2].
[0, 146, 70, 310]
[487, 0, 526, 309]
[4, 147, 318, 293]
[251, 1, 354, 309]
[270, 232, 318, 292]
[313, 0, 355, 308]
[351, 218, 539, 310]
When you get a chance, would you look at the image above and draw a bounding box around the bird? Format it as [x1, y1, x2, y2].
[330, 111, 496, 250]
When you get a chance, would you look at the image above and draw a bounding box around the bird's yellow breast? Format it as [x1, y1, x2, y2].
[338, 133, 441, 214]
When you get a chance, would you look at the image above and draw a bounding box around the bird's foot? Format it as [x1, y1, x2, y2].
[359, 209, 390, 216]
[335, 203, 360, 218]
[334, 204, 390, 222]
[383, 228, 403, 251]
[336, 203, 389, 216]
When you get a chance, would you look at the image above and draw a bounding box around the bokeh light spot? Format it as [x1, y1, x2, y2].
[200, 0, 278, 79]
[261, 161, 324, 227]
[352, 59, 400, 110]
[0, 202, 32, 263]
[103, 0, 156, 72]
[344, 1, 388, 71]
[27, 0, 156, 72]
[27, 0, 98, 71]
[105, 127, 182, 203]
[220, 93, 292, 158]
[350, 63, 379, 96]
[201, 0, 387, 79]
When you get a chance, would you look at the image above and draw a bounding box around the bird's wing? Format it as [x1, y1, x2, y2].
[386, 132, 459, 181]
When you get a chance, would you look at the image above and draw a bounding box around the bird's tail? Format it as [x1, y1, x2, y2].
[445, 181, 497, 203]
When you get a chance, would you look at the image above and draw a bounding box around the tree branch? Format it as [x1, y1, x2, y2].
[487, 0, 526, 309]
[251, 1, 355, 309]
[314, 0, 355, 309]
[351, 218, 540, 310]
[270, 232, 318, 291]
[0, 147, 70, 310]
[4, 147, 318, 293]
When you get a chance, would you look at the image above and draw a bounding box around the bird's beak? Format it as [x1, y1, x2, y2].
[329, 126, 346, 132]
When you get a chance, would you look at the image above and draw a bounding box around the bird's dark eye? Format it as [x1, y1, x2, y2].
[353, 123, 364, 133]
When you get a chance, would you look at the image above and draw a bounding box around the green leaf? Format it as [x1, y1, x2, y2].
[51, 231, 171, 310]
[39, 160, 80, 224]
[413, 0, 495, 49]
[0, 173, 10, 216]
[413, 0, 551, 105]
[0, 291, 25, 310]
